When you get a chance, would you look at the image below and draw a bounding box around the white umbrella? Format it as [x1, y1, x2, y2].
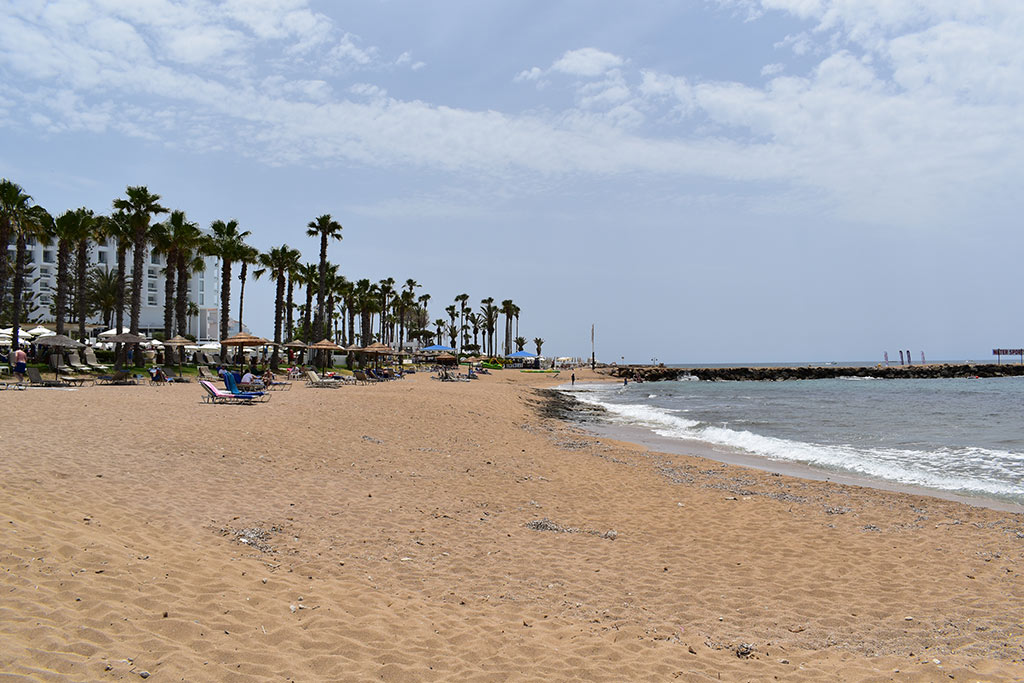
[27, 326, 53, 336]
[98, 326, 132, 337]
[198, 341, 220, 350]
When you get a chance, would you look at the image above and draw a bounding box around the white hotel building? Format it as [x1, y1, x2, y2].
[8, 235, 225, 341]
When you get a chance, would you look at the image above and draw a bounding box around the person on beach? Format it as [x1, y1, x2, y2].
[13, 346, 27, 383]
[571, 372, 575, 386]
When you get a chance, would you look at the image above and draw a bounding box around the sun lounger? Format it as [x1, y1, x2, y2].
[84, 349, 110, 371]
[200, 380, 257, 404]
[198, 365, 219, 381]
[163, 368, 191, 383]
[223, 373, 270, 402]
[67, 357, 93, 372]
[305, 370, 345, 388]
[97, 370, 137, 385]
[26, 367, 71, 388]
[60, 373, 94, 386]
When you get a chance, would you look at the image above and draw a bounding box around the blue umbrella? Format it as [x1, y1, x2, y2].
[421, 344, 455, 352]
[507, 350, 537, 358]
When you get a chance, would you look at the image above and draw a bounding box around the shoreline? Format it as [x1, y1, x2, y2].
[543, 381, 1024, 514]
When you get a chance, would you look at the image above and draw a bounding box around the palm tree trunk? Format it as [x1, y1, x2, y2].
[130, 226, 146, 366]
[271, 273, 284, 369]
[76, 239, 88, 357]
[10, 234, 27, 350]
[315, 232, 327, 335]
[163, 250, 175, 340]
[303, 285, 313, 342]
[285, 276, 294, 341]
[175, 254, 189, 364]
[237, 261, 248, 330]
[0, 217, 10, 324]
[55, 239, 71, 335]
[115, 245, 126, 367]
[220, 259, 231, 361]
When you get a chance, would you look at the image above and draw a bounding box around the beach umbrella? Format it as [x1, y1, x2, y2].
[220, 332, 270, 368]
[308, 338, 343, 374]
[105, 332, 148, 344]
[421, 344, 455, 352]
[506, 350, 537, 358]
[35, 333, 84, 379]
[98, 326, 131, 337]
[282, 339, 308, 365]
[27, 325, 54, 337]
[161, 334, 192, 368]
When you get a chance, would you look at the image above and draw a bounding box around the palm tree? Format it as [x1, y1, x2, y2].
[52, 208, 95, 336]
[254, 244, 295, 368]
[282, 248, 302, 341]
[480, 297, 497, 357]
[96, 212, 133, 363]
[112, 186, 167, 363]
[468, 312, 483, 350]
[74, 210, 99, 349]
[150, 210, 188, 339]
[207, 219, 251, 354]
[378, 277, 396, 344]
[434, 318, 447, 346]
[501, 299, 515, 356]
[305, 214, 343, 340]
[89, 266, 123, 328]
[9, 204, 53, 348]
[514, 336, 527, 352]
[455, 293, 469, 355]
[294, 262, 319, 341]
[533, 337, 545, 356]
[0, 179, 33, 325]
[235, 243, 259, 332]
[171, 218, 205, 343]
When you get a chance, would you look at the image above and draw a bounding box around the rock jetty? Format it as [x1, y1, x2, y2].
[605, 364, 1024, 382]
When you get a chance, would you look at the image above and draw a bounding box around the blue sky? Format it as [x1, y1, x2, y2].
[2, 1, 1022, 363]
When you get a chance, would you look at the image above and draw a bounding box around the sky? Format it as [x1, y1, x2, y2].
[1, 0, 1022, 363]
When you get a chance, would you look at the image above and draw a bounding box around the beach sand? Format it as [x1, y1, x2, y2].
[1, 368, 1022, 681]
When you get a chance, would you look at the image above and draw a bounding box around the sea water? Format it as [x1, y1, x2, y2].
[560, 372, 1024, 507]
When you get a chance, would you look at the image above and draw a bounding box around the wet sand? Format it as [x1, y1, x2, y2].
[1, 368, 1022, 680]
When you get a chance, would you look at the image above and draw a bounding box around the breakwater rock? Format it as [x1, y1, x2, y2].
[606, 364, 1024, 382]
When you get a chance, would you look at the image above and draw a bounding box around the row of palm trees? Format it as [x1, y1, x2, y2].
[2, 178, 546, 368]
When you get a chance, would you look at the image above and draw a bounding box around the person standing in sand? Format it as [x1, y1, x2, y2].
[571, 372, 575, 386]
[12, 346, 27, 383]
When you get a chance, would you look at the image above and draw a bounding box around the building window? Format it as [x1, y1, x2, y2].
[148, 281, 157, 292]
[199, 294, 204, 306]
[40, 295, 51, 306]
[40, 267, 51, 277]
[97, 251, 108, 264]
[151, 253, 161, 265]
[199, 279, 204, 292]
[43, 250, 55, 263]
[147, 295, 158, 306]
[148, 268, 157, 279]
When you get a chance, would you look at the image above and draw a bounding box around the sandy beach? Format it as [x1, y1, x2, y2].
[1, 368, 1022, 681]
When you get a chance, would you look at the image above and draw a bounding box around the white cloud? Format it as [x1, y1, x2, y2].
[551, 48, 625, 77]
[1, 0, 1022, 229]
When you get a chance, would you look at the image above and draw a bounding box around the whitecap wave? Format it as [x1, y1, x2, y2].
[565, 390, 1024, 500]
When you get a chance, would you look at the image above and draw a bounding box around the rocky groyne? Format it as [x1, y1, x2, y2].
[605, 364, 1024, 382]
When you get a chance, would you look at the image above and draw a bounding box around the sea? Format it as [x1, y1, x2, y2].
[558, 364, 1024, 510]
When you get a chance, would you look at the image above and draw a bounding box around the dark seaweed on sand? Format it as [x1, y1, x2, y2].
[530, 389, 607, 423]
